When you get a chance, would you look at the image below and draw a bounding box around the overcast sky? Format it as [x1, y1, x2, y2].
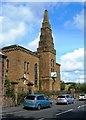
[0, 0, 85, 83]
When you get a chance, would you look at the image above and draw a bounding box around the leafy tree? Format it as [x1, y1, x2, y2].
[60, 81, 65, 91]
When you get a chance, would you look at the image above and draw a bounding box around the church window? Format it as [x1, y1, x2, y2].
[51, 59, 54, 72]
[34, 63, 38, 86]
[27, 62, 29, 72]
[24, 61, 26, 72]
[6, 59, 9, 69]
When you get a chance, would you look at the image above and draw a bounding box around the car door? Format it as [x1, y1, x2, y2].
[37, 95, 45, 108]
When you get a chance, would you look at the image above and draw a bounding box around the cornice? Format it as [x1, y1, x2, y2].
[2, 45, 39, 58]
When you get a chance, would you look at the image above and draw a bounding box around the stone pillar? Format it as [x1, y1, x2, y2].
[14, 84, 18, 106]
[11, 82, 18, 106]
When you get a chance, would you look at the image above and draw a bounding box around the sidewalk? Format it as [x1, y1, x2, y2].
[1, 105, 24, 114]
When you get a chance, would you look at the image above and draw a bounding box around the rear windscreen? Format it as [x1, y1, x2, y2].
[80, 94, 84, 96]
[58, 96, 65, 98]
[26, 96, 35, 100]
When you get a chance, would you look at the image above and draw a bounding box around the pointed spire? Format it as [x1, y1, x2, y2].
[43, 10, 48, 22]
[37, 10, 56, 55]
[42, 10, 51, 28]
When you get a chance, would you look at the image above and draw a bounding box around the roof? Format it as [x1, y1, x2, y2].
[56, 62, 61, 66]
[19, 76, 34, 86]
[0, 52, 7, 58]
[0, 52, 4, 56]
[2, 44, 39, 58]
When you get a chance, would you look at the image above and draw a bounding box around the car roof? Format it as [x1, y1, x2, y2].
[58, 94, 72, 96]
[27, 94, 45, 96]
[79, 94, 85, 95]
[62, 94, 69, 95]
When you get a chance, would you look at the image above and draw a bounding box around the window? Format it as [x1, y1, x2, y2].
[26, 95, 35, 100]
[27, 62, 29, 72]
[37, 96, 44, 100]
[51, 59, 54, 72]
[6, 59, 9, 69]
[24, 61, 26, 72]
[34, 63, 38, 86]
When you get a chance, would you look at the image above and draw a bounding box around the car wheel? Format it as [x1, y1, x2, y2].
[72, 101, 74, 104]
[37, 105, 41, 110]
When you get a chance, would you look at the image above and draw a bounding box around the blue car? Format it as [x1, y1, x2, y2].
[24, 94, 52, 110]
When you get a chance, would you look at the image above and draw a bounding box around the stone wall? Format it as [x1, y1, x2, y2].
[2, 96, 15, 107]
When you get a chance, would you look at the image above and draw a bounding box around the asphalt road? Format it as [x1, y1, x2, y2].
[2, 100, 86, 120]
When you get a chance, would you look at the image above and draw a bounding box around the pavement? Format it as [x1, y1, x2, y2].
[1, 105, 24, 114]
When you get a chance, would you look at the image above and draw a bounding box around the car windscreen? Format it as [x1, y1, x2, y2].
[26, 96, 35, 100]
[58, 96, 65, 98]
[80, 94, 84, 96]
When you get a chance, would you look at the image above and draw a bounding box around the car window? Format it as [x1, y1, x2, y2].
[58, 96, 65, 98]
[80, 94, 84, 96]
[37, 96, 44, 100]
[66, 95, 70, 98]
[26, 96, 35, 100]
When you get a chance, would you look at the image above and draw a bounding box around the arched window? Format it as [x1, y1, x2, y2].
[24, 61, 26, 72]
[7, 59, 9, 69]
[51, 59, 54, 72]
[34, 63, 38, 86]
[27, 62, 29, 72]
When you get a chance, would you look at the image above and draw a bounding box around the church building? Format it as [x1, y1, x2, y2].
[1, 10, 61, 93]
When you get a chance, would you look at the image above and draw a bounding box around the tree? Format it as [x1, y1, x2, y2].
[60, 81, 65, 91]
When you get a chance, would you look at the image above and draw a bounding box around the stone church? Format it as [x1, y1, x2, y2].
[1, 10, 61, 94]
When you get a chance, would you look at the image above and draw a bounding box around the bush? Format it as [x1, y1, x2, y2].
[5, 79, 10, 86]
[6, 88, 15, 97]
[17, 92, 29, 105]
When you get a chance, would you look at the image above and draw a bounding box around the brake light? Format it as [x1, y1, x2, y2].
[34, 97, 36, 102]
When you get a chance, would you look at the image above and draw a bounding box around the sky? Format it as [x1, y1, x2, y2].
[0, 0, 85, 83]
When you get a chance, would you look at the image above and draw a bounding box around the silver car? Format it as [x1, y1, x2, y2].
[79, 94, 86, 101]
[57, 94, 74, 104]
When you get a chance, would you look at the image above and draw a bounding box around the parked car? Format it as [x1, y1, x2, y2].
[79, 94, 86, 101]
[24, 94, 52, 110]
[57, 94, 74, 105]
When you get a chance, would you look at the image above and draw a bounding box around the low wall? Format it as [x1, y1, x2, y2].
[2, 96, 15, 107]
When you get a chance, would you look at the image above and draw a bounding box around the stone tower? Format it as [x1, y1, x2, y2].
[37, 10, 60, 92]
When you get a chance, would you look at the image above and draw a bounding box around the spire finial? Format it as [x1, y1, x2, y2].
[44, 10, 48, 21]
[42, 10, 51, 28]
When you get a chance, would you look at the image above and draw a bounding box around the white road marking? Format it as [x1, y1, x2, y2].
[78, 104, 86, 109]
[56, 109, 73, 116]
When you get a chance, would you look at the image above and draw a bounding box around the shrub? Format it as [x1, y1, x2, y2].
[17, 92, 29, 105]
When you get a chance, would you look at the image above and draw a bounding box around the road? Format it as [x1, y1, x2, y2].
[2, 100, 86, 120]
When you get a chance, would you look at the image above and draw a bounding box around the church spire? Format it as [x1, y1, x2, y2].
[37, 10, 56, 54]
[42, 10, 51, 28]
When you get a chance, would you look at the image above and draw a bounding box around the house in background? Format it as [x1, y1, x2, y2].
[0, 52, 7, 96]
[1, 10, 61, 93]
